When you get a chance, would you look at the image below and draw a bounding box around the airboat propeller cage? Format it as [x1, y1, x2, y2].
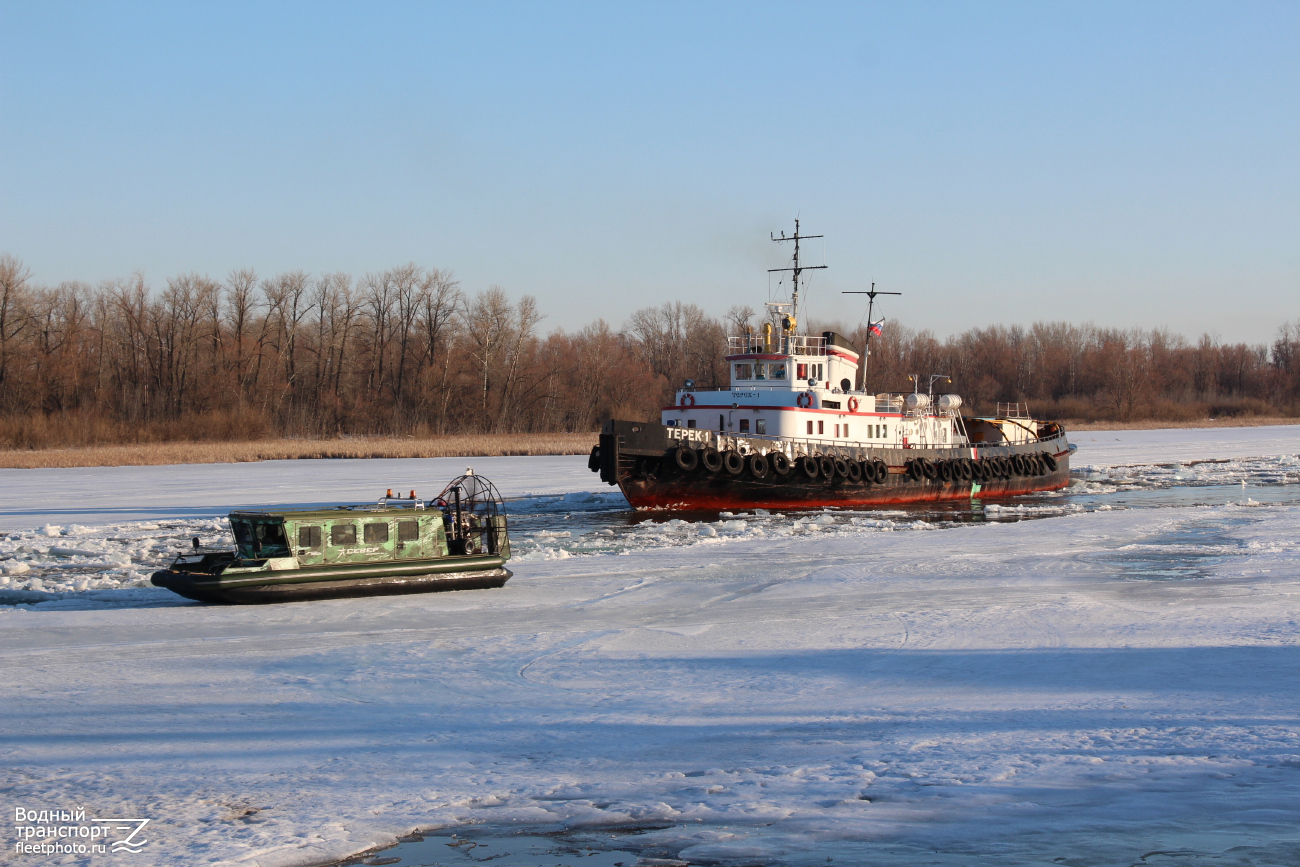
[437, 471, 508, 555]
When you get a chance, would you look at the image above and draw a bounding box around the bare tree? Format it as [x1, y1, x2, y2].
[0, 254, 32, 408]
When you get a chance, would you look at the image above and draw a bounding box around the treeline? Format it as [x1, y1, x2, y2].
[0, 253, 1296, 448]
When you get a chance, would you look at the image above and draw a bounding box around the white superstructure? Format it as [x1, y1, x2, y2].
[664, 328, 968, 451]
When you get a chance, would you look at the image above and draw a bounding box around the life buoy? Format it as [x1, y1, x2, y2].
[796, 392, 813, 408]
[680, 393, 695, 407]
[848, 396, 860, 412]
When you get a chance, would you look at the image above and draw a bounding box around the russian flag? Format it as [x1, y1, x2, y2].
[868, 318, 884, 336]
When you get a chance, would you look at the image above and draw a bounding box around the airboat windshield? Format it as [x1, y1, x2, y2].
[230, 518, 291, 560]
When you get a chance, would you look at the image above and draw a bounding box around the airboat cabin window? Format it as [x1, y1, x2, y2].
[797, 363, 808, 380]
[756, 419, 766, 434]
[397, 520, 419, 542]
[768, 363, 787, 380]
[739, 419, 750, 433]
[364, 522, 389, 543]
[331, 523, 356, 546]
[298, 525, 322, 548]
[686, 419, 697, 428]
[734, 363, 752, 380]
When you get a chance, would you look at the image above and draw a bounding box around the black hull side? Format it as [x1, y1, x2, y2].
[594, 419, 1073, 511]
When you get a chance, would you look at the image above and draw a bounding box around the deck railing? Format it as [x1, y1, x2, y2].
[727, 334, 828, 356]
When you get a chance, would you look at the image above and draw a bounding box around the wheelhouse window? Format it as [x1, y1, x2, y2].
[734, 363, 752, 380]
[364, 522, 389, 543]
[331, 523, 356, 546]
[754, 364, 766, 380]
[768, 363, 787, 380]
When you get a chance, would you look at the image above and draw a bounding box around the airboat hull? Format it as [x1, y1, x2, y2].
[153, 557, 511, 604]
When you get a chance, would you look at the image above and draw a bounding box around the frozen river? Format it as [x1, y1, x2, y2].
[2, 425, 1299, 866]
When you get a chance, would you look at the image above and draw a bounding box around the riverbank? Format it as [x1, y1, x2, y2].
[0, 432, 598, 469]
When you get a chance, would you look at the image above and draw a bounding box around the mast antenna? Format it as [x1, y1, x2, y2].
[843, 283, 901, 391]
[769, 218, 826, 332]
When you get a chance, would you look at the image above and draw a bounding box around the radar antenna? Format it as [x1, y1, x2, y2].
[843, 283, 901, 391]
[769, 219, 826, 332]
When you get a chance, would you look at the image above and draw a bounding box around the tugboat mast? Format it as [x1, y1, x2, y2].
[843, 283, 901, 390]
[769, 219, 826, 331]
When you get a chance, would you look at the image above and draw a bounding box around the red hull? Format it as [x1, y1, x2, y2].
[621, 463, 1069, 511]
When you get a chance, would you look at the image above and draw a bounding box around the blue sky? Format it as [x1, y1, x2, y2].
[1, 2, 1296, 343]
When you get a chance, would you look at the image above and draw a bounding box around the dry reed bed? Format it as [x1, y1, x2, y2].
[1060, 417, 1299, 431]
[0, 433, 599, 469]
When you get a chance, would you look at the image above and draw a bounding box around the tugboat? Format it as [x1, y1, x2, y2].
[590, 222, 1074, 510]
[152, 471, 512, 603]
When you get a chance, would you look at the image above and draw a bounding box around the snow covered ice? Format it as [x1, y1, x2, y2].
[2, 426, 1300, 866]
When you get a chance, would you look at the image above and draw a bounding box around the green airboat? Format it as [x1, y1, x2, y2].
[152, 471, 512, 604]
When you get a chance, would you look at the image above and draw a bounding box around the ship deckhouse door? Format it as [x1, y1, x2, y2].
[395, 516, 429, 559]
